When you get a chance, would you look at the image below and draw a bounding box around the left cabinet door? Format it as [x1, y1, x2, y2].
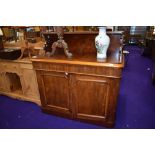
[36, 70, 72, 117]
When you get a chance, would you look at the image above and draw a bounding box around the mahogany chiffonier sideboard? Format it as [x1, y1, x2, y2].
[31, 31, 124, 127]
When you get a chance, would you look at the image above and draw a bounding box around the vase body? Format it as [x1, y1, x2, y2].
[95, 27, 110, 60]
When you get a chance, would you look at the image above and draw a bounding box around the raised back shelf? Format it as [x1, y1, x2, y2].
[43, 31, 124, 56]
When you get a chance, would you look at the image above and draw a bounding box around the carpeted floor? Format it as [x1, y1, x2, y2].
[0, 45, 155, 129]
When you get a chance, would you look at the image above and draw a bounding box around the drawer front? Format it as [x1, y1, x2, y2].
[33, 62, 122, 78]
[20, 63, 33, 69]
[1, 62, 20, 74]
[68, 64, 122, 78]
[33, 62, 67, 72]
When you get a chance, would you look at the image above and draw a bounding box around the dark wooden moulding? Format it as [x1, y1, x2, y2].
[32, 31, 124, 128]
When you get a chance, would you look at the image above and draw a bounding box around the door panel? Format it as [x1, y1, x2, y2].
[71, 75, 110, 121]
[38, 71, 72, 115]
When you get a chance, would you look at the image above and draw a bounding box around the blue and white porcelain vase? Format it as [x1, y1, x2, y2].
[95, 26, 110, 60]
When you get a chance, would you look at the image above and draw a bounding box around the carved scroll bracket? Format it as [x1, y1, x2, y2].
[50, 27, 73, 58]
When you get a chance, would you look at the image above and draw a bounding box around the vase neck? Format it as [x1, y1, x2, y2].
[99, 27, 106, 35]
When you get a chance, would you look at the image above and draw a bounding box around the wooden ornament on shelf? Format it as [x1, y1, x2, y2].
[20, 40, 35, 58]
[49, 26, 73, 58]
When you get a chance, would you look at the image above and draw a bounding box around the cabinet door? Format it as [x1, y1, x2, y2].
[37, 70, 72, 117]
[71, 74, 119, 126]
[0, 73, 5, 91]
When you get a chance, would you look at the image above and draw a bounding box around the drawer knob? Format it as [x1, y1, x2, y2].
[65, 72, 68, 76]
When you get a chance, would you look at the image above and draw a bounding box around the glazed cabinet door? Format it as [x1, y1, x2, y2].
[36, 70, 72, 117]
[71, 74, 120, 126]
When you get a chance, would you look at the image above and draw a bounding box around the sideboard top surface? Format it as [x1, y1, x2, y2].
[31, 49, 124, 68]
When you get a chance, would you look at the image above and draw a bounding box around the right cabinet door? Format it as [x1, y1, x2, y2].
[71, 74, 120, 126]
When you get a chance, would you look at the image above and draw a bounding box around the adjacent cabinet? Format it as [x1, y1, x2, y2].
[0, 59, 41, 105]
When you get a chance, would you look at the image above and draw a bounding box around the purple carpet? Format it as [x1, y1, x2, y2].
[0, 45, 155, 129]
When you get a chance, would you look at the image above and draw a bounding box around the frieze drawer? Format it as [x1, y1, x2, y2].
[33, 62, 122, 78]
[0, 62, 20, 74]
